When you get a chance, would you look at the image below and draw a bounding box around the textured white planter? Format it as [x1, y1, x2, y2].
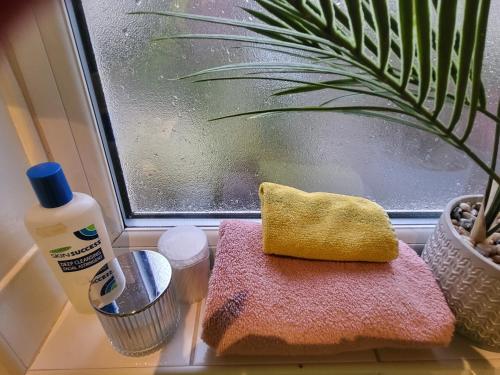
[422, 195, 500, 351]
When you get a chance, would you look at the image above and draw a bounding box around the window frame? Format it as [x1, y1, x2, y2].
[64, 0, 134, 223]
[8, 0, 437, 249]
[5, 0, 124, 239]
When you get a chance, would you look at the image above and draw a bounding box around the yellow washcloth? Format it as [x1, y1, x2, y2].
[259, 182, 398, 262]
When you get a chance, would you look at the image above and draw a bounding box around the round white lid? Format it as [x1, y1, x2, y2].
[157, 226, 209, 268]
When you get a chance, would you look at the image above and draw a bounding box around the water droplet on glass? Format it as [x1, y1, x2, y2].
[122, 27, 129, 37]
[135, 0, 142, 5]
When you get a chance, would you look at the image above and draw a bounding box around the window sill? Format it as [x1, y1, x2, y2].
[112, 221, 437, 250]
[28, 299, 500, 375]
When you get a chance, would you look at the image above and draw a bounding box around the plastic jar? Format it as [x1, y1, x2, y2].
[158, 226, 209, 303]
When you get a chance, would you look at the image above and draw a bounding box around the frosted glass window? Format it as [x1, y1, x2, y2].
[71, 0, 500, 217]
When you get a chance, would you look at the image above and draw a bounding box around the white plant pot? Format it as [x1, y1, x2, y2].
[422, 195, 500, 351]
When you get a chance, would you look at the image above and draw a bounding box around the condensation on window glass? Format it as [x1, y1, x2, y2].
[79, 0, 500, 215]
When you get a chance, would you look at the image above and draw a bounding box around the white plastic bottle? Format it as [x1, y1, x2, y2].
[24, 162, 120, 313]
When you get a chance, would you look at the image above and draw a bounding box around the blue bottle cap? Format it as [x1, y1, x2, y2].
[26, 162, 73, 208]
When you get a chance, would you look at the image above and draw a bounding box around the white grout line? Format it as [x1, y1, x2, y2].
[189, 302, 202, 366]
[0, 244, 68, 371]
[0, 245, 38, 293]
[0, 330, 26, 374]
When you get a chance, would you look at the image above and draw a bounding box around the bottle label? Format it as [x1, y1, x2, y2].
[57, 249, 105, 272]
[89, 258, 126, 309]
[48, 224, 106, 273]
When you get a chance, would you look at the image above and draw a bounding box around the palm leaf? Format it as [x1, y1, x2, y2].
[371, 0, 390, 72]
[433, 0, 457, 117]
[319, 0, 334, 30]
[209, 105, 440, 133]
[397, 0, 413, 91]
[461, 0, 491, 142]
[345, 0, 364, 54]
[484, 100, 500, 233]
[413, 0, 431, 105]
[448, 0, 480, 131]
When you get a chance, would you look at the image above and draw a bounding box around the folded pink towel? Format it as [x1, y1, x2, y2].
[202, 220, 455, 356]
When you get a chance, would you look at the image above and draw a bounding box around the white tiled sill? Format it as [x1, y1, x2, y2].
[28, 299, 500, 375]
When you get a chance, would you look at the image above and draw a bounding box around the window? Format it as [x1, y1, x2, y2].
[66, 0, 499, 220]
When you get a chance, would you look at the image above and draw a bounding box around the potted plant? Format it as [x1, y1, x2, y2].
[135, 0, 500, 350]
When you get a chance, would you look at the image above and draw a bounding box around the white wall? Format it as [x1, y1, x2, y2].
[0, 86, 36, 279]
[0, 52, 66, 375]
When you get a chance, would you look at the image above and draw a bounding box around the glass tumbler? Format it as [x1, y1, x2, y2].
[89, 250, 179, 356]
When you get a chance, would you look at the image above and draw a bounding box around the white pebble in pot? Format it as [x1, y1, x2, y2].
[158, 226, 210, 304]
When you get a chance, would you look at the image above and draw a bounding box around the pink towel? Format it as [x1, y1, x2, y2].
[202, 220, 455, 356]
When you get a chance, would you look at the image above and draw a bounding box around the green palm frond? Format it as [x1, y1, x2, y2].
[132, 0, 500, 242]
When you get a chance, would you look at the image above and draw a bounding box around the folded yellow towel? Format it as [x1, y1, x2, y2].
[259, 182, 398, 262]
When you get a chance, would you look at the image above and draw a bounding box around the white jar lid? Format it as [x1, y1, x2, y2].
[157, 226, 209, 268]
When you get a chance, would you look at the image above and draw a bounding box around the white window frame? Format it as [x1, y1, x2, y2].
[5, 0, 436, 250]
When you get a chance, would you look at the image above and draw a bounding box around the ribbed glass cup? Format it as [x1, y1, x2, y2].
[89, 250, 179, 356]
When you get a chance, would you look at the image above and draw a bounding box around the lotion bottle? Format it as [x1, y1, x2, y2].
[24, 162, 121, 313]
